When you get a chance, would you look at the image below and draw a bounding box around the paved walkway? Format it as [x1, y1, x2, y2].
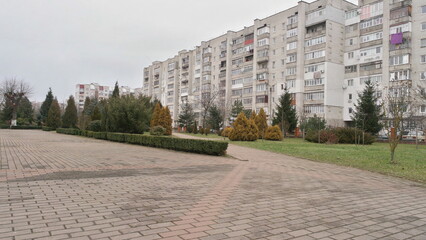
[0, 130, 425, 240]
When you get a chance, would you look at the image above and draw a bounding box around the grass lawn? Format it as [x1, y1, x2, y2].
[179, 132, 225, 140]
[232, 138, 426, 184]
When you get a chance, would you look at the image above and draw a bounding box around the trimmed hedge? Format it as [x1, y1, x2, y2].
[42, 126, 56, 131]
[56, 128, 228, 156]
[0, 125, 42, 130]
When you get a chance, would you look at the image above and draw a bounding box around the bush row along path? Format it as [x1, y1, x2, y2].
[0, 130, 425, 240]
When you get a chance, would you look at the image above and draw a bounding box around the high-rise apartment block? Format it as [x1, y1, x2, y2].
[75, 83, 141, 110]
[142, 0, 426, 127]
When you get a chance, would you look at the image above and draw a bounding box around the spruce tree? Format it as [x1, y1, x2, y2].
[17, 97, 34, 124]
[177, 102, 195, 131]
[250, 110, 257, 120]
[255, 108, 268, 139]
[150, 103, 162, 128]
[40, 88, 54, 124]
[352, 80, 383, 135]
[207, 104, 223, 132]
[46, 98, 61, 129]
[112, 81, 120, 98]
[273, 90, 297, 136]
[62, 96, 78, 128]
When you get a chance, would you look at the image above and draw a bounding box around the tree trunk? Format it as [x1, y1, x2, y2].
[390, 150, 395, 164]
[11, 108, 18, 127]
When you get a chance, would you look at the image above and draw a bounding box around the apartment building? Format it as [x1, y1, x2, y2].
[343, 0, 426, 125]
[142, 0, 426, 127]
[75, 83, 111, 110]
[75, 83, 140, 111]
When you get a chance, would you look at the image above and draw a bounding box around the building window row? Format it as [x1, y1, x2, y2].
[304, 104, 324, 114]
[305, 78, 324, 86]
[305, 36, 326, 47]
[305, 92, 324, 101]
[305, 50, 325, 60]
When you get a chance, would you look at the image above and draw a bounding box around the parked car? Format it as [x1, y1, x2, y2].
[402, 130, 425, 142]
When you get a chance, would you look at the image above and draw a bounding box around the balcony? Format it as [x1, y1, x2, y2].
[257, 56, 269, 63]
[219, 72, 226, 79]
[154, 81, 160, 86]
[305, 29, 326, 39]
[390, 0, 412, 10]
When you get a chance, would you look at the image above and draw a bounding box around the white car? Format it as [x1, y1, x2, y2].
[402, 130, 425, 142]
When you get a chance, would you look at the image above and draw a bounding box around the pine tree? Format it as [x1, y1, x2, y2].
[17, 97, 34, 124]
[112, 81, 120, 98]
[161, 107, 172, 135]
[46, 98, 61, 129]
[62, 96, 78, 128]
[91, 105, 101, 121]
[255, 108, 268, 139]
[40, 88, 54, 124]
[273, 90, 297, 136]
[352, 80, 383, 135]
[150, 103, 162, 128]
[177, 102, 195, 131]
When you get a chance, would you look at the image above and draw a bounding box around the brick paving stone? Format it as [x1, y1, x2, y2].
[0, 130, 425, 240]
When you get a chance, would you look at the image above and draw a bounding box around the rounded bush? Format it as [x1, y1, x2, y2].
[150, 126, 166, 136]
[221, 127, 233, 137]
[87, 120, 102, 132]
[264, 125, 283, 141]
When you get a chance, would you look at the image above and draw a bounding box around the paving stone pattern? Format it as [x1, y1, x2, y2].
[0, 130, 425, 240]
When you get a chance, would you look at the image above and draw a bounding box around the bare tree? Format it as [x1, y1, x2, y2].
[382, 82, 418, 164]
[200, 87, 220, 128]
[0, 78, 32, 127]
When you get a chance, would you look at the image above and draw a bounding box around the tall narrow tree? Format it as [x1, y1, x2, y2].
[40, 88, 54, 124]
[229, 99, 244, 123]
[150, 102, 162, 128]
[62, 96, 78, 128]
[352, 80, 383, 135]
[177, 102, 195, 131]
[112, 81, 120, 98]
[255, 108, 268, 139]
[273, 90, 297, 136]
[46, 98, 61, 129]
[207, 104, 224, 132]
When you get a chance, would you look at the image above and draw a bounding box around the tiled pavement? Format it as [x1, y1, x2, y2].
[0, 130, 425, 240]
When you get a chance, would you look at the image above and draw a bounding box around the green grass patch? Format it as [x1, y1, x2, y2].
[180, 133, 225, 139]
[232, 138, 426, 183]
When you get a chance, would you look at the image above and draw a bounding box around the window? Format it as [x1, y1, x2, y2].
[232, 79, 243, 86]
[256, 95, 268, 104]
[243, 98, 252, 105]
[257, 26, 270, 35]
[348, 52, 354, 59]
[287, 80, 296, 88]
[348, 79, 354, 86]
[257, 38, 269, 47]
[287, 67, 297, 75]
[287, 41, 297, 50]
[346, 24, 358, 33]
[305, 50, 325, 60]
[422, 39, 426, 48]
[287, 54, 297, 63]
[167, 84, 174, 89]
[305, 92, 324, 100]
[243, 87, 252, 94]
[390, 6, 411, 20]
[305, 36, 326, 47]
[360, 32, 383, 43]
[421, 72, 426, 80]
[349, 108, 353, 114]
[422, 55, 426, 63]
[232, 58, 243, 65]
[360, 61, 382, 71]
[345, 65, 357, 73]
[232, 89, 243, 96]
[304, 105, 324, 114]
[345, 10, 358, 20]
[360, 75, 382, 84]
[390, 22, 411, 34]
[360, 46, 382, 57]
[389, 54, 410, 66]
[256, 84, 267, 92]
[422, 6, 426, 14]
[305, 64, 324, 73]
[287, 28, 298, 38]
[349, 94, 353, 100]
[348, 38, 354, 46]
[305, 78, 324, 86]
[390, 70, 410, 81]
[307, 9, 325, 20]
[360, 17, 383, 29]
[360, 1, 383, 20]
[288, 15, 298, 25]
[257, 73, 268, 81]
[232, 37, 244, 45]
[423, 22, 426, 31]
[258, 49, 268, 58]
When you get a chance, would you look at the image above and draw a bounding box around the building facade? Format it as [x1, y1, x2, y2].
[142, 0, 426, 127]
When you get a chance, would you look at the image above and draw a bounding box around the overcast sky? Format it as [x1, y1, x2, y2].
[0, 0, 357, 103]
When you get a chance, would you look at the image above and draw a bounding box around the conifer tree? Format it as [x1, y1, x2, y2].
[62, 96, 77, 128]
[150, 102, 162, 128]
[250, 110, 257, 120]
[352, 80, 383, 135]
[177, 102, 195, 131]
[229, 112, 258, 141]
[112, 81, 120, 98]
[273, 90, 297, 136]
[161, 107, 173, 135]
[229, 100, 244, 123]
[255, 108, 268, 139]
[40, 88, 54, 124]
[46, 98, 61, 129]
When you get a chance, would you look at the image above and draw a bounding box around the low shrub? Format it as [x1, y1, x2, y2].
[56, 128, 228, 156]
[305, 127, 375, 145]
[199, 128, 204, 135]
[221, 127, 233, 138]
[204, 128, 210, 136]
[42, 126, 55, 131]
[264, 125, 283, 141]
[0, 125, 42, 130]
[150, 126, 166, 136]
[87, 120, 102, 132]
